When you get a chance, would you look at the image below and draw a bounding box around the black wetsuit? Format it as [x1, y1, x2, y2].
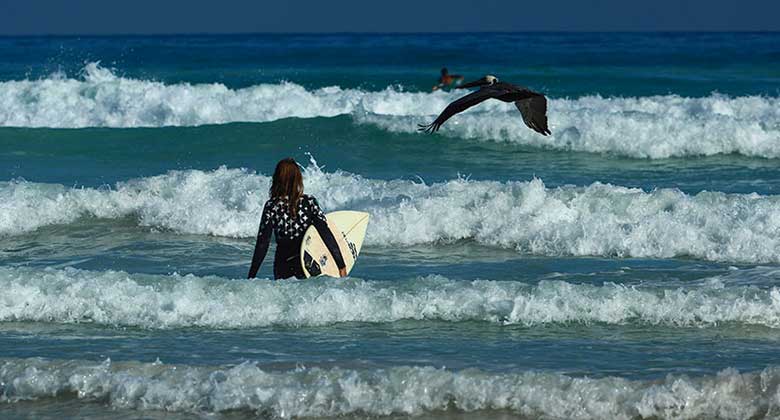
[248, 194, 345, 280]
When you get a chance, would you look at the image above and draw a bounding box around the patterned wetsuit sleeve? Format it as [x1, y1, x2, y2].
[309, 197, 346, 270]
[248, 201, 273, 279]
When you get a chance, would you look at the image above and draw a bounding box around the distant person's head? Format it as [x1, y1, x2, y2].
[270, 158, 304, 216]
[441, 67, 448, 76]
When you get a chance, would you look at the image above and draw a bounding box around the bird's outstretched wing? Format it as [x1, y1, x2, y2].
[418, 88, 499, 133]
[514, 94, 551, 136]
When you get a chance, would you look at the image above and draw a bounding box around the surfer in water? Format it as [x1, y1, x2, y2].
[248, 158, 347, 280]
[432, 67, 464, 91]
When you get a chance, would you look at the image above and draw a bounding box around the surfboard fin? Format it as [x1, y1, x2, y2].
[303, 251, 322, 277]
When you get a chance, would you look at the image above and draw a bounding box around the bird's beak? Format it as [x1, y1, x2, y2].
[458, 77, 488, 89]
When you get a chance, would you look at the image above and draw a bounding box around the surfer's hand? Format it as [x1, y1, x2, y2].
[339, 267, 347, 277]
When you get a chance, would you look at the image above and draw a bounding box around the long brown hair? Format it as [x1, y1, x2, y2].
[270, 158, 304, 218]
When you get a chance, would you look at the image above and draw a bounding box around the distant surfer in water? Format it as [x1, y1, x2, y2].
[432, 67, 464, 91]
[248, 158, 347, 280]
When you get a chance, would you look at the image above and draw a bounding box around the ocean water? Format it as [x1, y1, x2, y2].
[1, 32, 780, 419]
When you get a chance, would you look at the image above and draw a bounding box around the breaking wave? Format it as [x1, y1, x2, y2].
[2, 163, 780, 263]
[2, 357, 779, 419]
[358, 94, 780, 159]
[1, 63, 779, 159]
[1, 267, 780, 329]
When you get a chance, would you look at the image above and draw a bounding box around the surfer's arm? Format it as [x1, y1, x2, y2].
[309, 198, 346, 271]
[247, 205, 273, 279]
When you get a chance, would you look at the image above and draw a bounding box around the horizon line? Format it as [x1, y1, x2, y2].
[1, 30, 779, 38]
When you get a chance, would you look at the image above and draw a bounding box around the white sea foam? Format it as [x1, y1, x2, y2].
[1, 63, 779, 159]
[359, 94, 780, 159]
[0, 63, 366, 127]
[1, 267, 779, 329]
[3, 164, 780, 263]
[2, 357, 779, 418]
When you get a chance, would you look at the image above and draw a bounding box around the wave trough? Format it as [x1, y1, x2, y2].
[1, 63, 779, 159]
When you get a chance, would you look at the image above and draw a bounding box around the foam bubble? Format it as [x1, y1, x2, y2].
[3, 164, 780, 264]
[2, 357, 779, 418]
[1, 267, 779, 329]
[1, 63, 779, 159]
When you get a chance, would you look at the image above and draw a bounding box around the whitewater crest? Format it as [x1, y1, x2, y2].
[2, 357, 779, 419]
[1, 63, 779, 158]
[2, 163, 780, 264]
[1, 267, 780, 329]
[359, 94, 780, 159]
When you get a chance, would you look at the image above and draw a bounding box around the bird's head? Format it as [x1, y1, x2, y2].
[458, 75, 499, 89]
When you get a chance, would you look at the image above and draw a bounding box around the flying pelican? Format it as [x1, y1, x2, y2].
[418, 75, 551, 136]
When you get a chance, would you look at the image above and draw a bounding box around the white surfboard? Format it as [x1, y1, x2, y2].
[300, 211, 369, 278]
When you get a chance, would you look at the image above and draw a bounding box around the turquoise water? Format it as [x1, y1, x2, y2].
[1, 33, 780, 419]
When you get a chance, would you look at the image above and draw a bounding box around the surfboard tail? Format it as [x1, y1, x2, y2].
[300, 211, 369, 278]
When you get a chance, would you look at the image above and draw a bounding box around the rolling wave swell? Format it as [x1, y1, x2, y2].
[1, 63, 778, 158]
[1, 267, 779, 329]
[2, 357, 779, 418]
[2, 163, 779, 263]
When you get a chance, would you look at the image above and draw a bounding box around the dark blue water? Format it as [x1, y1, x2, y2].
[1, 33, 779, 419]
[2, 33, 779, 95]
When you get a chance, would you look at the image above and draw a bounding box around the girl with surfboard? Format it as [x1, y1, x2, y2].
[247, 158, 347, 280]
